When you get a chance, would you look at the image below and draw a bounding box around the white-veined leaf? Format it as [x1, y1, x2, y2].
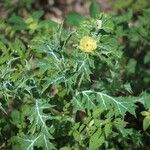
[72, 90, 136, 117]
[28, 100, 54, 138]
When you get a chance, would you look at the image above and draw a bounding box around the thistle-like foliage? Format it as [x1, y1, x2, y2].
[72, 90, 136, 117]
[19, 133, 55, 150]
[0, 10, 150, 150]
[19, 99, 55, 150]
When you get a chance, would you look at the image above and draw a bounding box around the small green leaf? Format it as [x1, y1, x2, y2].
[32, 11, 44, 20]
[102, 19, 114, 33]
[89, 129, 104, 150]
[144, 51, 150, 64]
[141, 111, 149, 116]
[60, 147, 71, 150]
[126, 58, 137, 74]
[66, 12, 83, 26]
[124, 83, 132, 93]
[143, 117, 150, 131]
[11, 110, 21, 126]
[90, 0, 101, 18]
[12, 25, 27, 31]
[104, 124, 112, 138]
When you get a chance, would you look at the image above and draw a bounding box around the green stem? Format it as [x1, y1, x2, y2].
[78, 73, 84, 89]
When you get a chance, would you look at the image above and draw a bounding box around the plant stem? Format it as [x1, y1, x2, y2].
[78, 73, 84, 89]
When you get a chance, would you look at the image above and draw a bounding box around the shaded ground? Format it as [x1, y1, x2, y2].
[0, 0, 112, 23]
[45, 0, 112, 22]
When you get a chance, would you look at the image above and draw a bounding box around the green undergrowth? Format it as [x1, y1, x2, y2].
[0, 1, 150, 150]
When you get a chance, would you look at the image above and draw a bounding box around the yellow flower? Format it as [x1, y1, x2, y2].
[79, 36, 97, 52]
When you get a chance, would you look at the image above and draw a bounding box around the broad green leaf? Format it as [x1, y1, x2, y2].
[8, 16, 24, 23]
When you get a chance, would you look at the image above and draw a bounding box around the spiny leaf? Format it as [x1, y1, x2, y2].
[19, 134, 55, 150]
[28, 100, 54, 138]
[72, 90, 136, 117]
[19, 135, 41, 150]
[19, 99, 56, 149]
[136, 93, 150, 108]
